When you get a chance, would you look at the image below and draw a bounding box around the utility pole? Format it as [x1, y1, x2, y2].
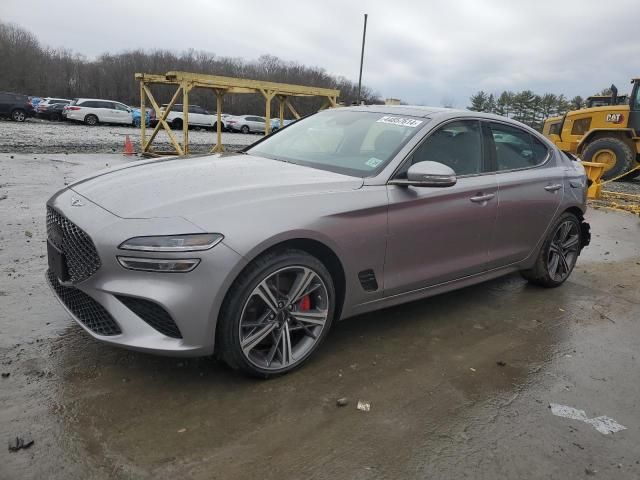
[356, 13, 368, 105]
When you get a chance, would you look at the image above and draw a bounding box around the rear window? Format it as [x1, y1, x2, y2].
[489, 122, 549, 171]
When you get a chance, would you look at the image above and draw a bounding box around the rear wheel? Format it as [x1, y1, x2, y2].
[84, 114, 98, 126]
[217, 249, 335, 378]
[50, 112, 61, 122]
[172, 118, 183, 130]
[11, 109, 26, 122]
[521, 212, 582, 288]
[241, 125, 250, 134]
[582, 137, 634, 181]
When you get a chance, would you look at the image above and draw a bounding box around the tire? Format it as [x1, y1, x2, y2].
[84, 114, 98, 126]
[172, 119, 183, 130]
[133, 118, 141, 128]
[217, 249, 335, 378]
[626, 156, 640, 179]
[241, 125, 250, 134]
[272, 127, 279, 132]
[11, 109, 26, 122]
[50, 112, 61, 122]
[582, 137, 634, 181]
[521, 212, 583, 288]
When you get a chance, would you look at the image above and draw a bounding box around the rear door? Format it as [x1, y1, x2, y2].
[484, 121, 563, 268]
[97, 101, 116, 122]
[249, 116, 266, 132]
[384, 119, 498, 295]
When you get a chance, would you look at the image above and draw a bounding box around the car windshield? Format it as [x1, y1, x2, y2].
[247, 110, 428, 177]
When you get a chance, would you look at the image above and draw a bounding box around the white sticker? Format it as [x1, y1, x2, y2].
[366, 157, 383, 168]
[376, 116, 423, 128]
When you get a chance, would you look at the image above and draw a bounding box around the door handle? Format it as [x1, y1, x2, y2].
[544, 184, 562, 192]
[469, 193, 495, 203]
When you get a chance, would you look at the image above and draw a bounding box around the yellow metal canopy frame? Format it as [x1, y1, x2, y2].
[135, 71, 340, 156]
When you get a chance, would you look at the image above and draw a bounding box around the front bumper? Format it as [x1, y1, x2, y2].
[46, 188, 247, 356]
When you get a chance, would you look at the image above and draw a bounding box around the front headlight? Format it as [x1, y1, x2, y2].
[118, 233, 224, 252]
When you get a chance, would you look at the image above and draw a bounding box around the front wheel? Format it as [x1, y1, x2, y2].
[241, 125, 250, 134]
[521, 212, 583, 288]
[217, 249, 335, 378]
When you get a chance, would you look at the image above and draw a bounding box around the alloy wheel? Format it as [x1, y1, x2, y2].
[547, 220, 580, 282]
[12, 110, 26, 122]
[238, 266, 329, 371]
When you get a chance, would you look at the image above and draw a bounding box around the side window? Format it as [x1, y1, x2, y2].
[489, 123, 548, 170]
[114, 103, 128, 111]
[410, 120, 483, 176]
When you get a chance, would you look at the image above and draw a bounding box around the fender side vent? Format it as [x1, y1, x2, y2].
[116, 295, 182, 339]
[358, 269, 379, 292]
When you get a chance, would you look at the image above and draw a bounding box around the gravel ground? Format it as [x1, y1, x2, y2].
[1, 154, 640, 479]
[0, 117, 257, 154]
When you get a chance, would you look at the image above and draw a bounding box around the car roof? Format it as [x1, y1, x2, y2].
[344, 104, 454, 117]
[76, 98, 125, 103]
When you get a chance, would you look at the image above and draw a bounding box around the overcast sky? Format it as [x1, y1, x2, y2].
[3, 0, 639, 106]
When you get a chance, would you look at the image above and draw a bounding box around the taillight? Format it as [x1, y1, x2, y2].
[68, 106, 81, 111]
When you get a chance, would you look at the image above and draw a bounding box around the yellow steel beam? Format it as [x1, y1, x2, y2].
[142, 84, 184, 156]
[285, 99, 301, 119]
[213, 89, 225, 153]
[182, 81, 189, 155]
[140, 81, 146, 151]
[278, 95, 285, 125]
[261, 89, 277, 135]
[162, 71, 340, 97]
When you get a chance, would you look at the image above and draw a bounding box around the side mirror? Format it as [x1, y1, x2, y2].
[391, 161, 457, 188]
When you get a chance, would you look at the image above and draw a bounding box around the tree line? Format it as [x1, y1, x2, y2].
[467, 89, 614, 130]
[0, 22, 380, 117]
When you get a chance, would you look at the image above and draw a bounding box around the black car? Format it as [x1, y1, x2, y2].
[37, 103, 67, 122]
[0, 92, 35, 122]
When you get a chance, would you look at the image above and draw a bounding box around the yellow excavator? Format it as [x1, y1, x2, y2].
[543, 79, 640, 180]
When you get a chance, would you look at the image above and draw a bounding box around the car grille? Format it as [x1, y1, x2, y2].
[116, 295, 183, 339]
[47, 270, 122, 336]
[46, 206, 101, 283]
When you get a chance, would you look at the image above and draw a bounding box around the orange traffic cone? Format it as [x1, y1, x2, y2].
[123, 135, 134, 155]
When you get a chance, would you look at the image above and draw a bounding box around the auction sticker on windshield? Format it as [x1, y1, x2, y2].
[376, 116, 423, 128]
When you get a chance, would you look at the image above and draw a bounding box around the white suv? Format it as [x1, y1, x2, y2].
[63, 98, 133, 126]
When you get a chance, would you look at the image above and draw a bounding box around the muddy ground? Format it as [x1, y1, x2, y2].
[0, 118, 256, 154]
[1, 153, 640, 479]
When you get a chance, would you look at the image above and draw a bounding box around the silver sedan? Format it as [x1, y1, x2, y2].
[46, 106, 590, 377]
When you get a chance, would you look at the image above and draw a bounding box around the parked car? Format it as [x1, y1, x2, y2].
[63, 98, 133, 126]
[37, 97, 71, 113]
[0, 91, 35, 122]
[37, 102, 67, 122]
[45, 106, 590, 377]
[157, 104, 226, 130]
[226, 114, 267, 133]
[131, 107, 152, 127]
[270, 118, 296, 131]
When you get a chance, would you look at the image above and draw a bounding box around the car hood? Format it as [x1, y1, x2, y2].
[70, 153, 363, 220]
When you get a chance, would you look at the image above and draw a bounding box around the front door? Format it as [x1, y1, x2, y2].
[384, 120, 498, 296]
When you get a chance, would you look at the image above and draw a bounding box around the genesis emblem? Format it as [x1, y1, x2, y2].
[70, 196, 84, 207]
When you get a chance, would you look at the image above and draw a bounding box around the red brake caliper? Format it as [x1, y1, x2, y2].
[299, 295, 311, 311]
